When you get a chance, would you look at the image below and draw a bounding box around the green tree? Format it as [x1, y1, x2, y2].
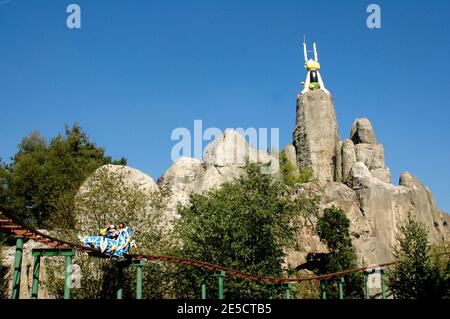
[316, 206, 362, 298]
[279, 151, 314, 186]
[174, 163, 318, 299]
[0, 238, 7, 299]
[1, 124, 126, 228]
[46, 167, 174, 299]
[0, 158, 9, 210]
[387, 214, 450, 299]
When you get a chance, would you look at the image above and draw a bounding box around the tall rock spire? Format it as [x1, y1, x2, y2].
[293, 90, 339, 185]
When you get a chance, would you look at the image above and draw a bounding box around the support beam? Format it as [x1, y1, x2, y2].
[31, 255, 41, 299]
[200, 270, 208, 299]
[213, 270, 225, 300]
[32, 248, 76, 257]
[320, 280, 327, 300]
[269, 284, 276, 299]
[31, 248, 76, 300]
[117, 264, 124, 299]
[201, 280, 207, 300]
[11, 237, 24, 299]
[281, 283, 292, 299]
[364, 272, 370, 299]
[134, 260, 145, 299]
[64, 255, 73, 299]
[380, 269, 386, 299]
[338, 277, 345, 300]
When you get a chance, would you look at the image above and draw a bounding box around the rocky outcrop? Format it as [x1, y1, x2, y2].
[4, 88, 448, 297]
[293, 90, 339, 185]
[350, 118, 377, 144]
[204, 130, 275, 168]
[81, 164, 159, 194]
[162, 130, 278, 219]
[342, 119, 391, 184]
[288, 92, 449, 267]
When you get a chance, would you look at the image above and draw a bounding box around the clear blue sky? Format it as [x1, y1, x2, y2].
[1, 0, 449, 212]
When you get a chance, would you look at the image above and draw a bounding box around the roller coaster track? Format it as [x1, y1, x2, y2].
[0, 211, 396, 283]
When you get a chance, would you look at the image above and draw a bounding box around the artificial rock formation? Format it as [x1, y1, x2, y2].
[289, 91, 449, 266]
[83, 164, 159, 193]
[343, 118, 392, 184]
[3, 88, 449, 296]
[162, 130, 279, 219]
[293, 90, 339, 185]
[72, 103, 450, 267]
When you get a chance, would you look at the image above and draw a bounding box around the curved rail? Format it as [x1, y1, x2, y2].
[0, 211, 395, 283]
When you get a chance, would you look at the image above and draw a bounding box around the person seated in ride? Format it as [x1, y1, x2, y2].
[99, 223, 115, 238]
[112, 222, 126, 239]
[107, 224, 118, 239]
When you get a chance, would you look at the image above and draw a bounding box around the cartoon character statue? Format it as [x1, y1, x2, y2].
[301, 40, 329, 95]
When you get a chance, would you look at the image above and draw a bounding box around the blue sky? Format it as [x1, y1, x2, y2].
[0, 0, 449, 212]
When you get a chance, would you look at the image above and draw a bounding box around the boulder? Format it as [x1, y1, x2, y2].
[162, 157, 204, 218]
[204, 130, 275, 167]
[81, 164, 159, 194]
[350, 118, 377, 144]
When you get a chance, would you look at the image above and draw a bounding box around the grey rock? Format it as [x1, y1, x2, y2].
[370, 167, 392, 184]
[162, 157, 205, 219]
[354, 143, 385, 170]
[293, 90, 339, 185]
[341, 139, 357, 183]
[335, 141, 343, 182]
[80, 164, 159, 194]
[204, 130, 275, 168]
[350, 118, 377, 144]
[163, 131, 279, 220]
[283, 144, 299, 177]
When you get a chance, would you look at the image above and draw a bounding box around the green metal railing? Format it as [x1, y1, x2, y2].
[116, 259, 146, 299]
[29, 248, 76, 299]
[17, 245, 390, 300]
[11, 237, 24, 299]
[6, 228, 392, 300]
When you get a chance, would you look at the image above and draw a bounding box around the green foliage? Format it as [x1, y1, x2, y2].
[0, 159, 8, 208]
[290, 270, 321, 299]
[46, 168, 174, 299]
[112, 157, 128, 166]
[0, 239, 7, 299]
[174, 163, 318, 299]
[387, 214, 450, 299]
[317, 207, 352, 251]
[0, 124, 126, 228]
[279, 151, 314, 186]
[316, 206, 362, 298]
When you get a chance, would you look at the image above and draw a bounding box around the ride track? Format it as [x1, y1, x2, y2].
[0, 211, 396, 284]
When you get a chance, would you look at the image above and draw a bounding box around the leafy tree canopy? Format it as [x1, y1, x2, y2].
[174, 163, 319, 298]
[316, 206, 362, 298]
[0, 123, 126, 227]
[388, 214, 450, 299]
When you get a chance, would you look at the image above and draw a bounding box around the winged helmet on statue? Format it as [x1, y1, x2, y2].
[301, 38, 330, 95]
